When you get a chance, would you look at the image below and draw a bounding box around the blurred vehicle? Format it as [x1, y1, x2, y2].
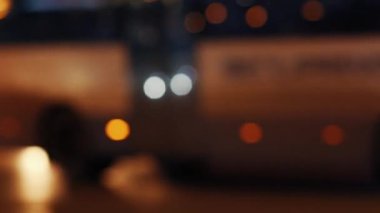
[195, 35, 380, 183]
[0, 42, 132, 179]
[127, 35, 380, 184]
[144, 0, 380, 184]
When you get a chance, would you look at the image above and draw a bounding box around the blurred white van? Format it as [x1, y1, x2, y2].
[196, 35, 380, 183]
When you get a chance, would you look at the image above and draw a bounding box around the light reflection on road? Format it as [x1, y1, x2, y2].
[16, 146, 65, 204]
[0, 146, 65, 213]
[101, 154, 170, 208]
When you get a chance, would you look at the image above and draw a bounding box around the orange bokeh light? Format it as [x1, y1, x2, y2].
[0, 0, 11, 20]
[184, 12, 206, 34]
[321, 125, 344, 146]
[239, 122, 263, 144]
[302, 0, 324, 22]
[105, 119, 131, 142]
[245, 5, 268, 28]
[205, 2, 228, 24]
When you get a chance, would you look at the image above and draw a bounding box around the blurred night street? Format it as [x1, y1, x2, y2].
[2, 0, 380, 212]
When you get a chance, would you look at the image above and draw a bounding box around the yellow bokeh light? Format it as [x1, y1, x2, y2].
[0, 0, 11, 20]
[105, 119, 131, 141]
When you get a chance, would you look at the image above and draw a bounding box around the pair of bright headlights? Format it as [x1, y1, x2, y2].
[143, 73, 194, 100]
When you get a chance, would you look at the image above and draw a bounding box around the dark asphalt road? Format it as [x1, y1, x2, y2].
[1, 147, 380, 213]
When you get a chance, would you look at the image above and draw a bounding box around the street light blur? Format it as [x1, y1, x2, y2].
[143, 76, 167, 100]
[0, 0, 11, 20]
[170, 73, 193, 96]
[16, 146, 65, 204]
[105, 119, 131, 142]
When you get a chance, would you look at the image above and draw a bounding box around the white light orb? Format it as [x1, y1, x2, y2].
[143, 76, 166, 100]
[170, 73, 193, 96]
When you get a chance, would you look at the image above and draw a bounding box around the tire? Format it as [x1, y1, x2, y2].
[36, 103, 88, 182]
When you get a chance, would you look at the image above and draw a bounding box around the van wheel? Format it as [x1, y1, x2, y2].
[36, 104, 87, 182]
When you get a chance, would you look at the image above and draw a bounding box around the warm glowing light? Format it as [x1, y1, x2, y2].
[245, 5, 268, 28]
[205, 2, 228, 24]
[0, 116, 21, 139]
[302, 0, 324, 22]
[170, 73, 193, 96]
[184, 12, 206, 33]
[105, 119, 131, 141]
[0, 0, 11, 20]
[18, 146, 50, 174]
[102, 155, 168, 205]
[16, 146, 56, 203]
[143, 76, 166, 100]
[322, 125, 344, 146]
[239, 122, 263, 144]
